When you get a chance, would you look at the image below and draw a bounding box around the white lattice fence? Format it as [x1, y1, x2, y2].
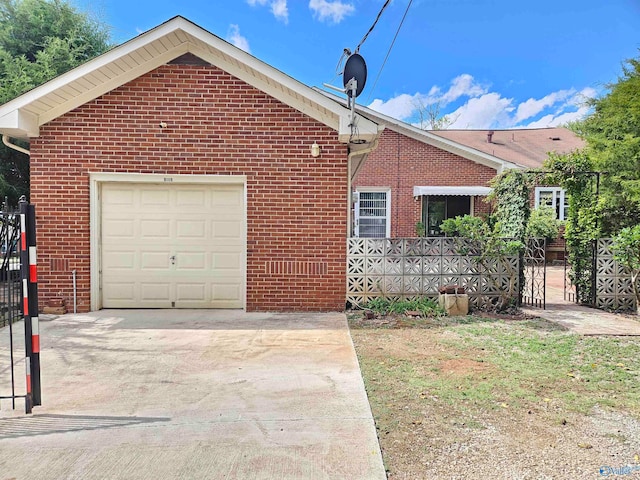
[347, 238, 520, 310]
[595, 239, 638, 311]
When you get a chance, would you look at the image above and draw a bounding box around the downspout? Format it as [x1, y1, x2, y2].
[2, 135, 30, 156]
[347, 134, 381, 237]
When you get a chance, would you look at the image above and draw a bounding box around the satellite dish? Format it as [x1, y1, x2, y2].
[343, 53, 367, 98]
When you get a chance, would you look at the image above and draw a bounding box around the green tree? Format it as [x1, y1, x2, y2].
[0, 0, 111, 204]
[572, 54, 640, 234]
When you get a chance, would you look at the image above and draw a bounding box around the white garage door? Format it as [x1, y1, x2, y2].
[101, 182, 245, 308]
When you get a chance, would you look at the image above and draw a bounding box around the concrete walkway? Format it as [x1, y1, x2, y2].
[522, 266, 640, 335]
[523, 302, 640, 335]
[0, 311, 386, 479]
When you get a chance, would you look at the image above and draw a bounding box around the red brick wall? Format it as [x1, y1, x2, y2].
[353, 129, 496, 237]
[30, 63, 348, 312]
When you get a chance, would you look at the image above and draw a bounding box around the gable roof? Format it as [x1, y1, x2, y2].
[318, 90, 521, 174]
[432, 128, 585, 169]
[0, 16, 379, 151]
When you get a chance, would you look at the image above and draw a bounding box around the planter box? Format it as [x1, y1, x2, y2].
[438, 293, 469, 316]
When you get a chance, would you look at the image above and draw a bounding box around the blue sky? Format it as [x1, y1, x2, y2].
[81, 0, 639, 129]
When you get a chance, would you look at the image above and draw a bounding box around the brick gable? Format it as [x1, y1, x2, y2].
[30, 63, 348, 312]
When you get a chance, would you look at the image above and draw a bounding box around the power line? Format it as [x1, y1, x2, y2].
[366, 0, 414, 103]
[355, 0, 392, 53]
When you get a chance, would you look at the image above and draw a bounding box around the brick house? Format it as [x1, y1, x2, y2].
[0, 17, 381, 312]
[350, 104, 585, 239]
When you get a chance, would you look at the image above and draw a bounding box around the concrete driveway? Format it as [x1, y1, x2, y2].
[0, 311, 386, 479]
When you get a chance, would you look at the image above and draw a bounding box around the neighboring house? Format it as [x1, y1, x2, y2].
[0, 17, 381, 312]
[348, 102, 585, 239]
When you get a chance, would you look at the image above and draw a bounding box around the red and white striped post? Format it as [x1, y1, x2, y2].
[19, 198, 41, 410]
[19, 202, 33, 414]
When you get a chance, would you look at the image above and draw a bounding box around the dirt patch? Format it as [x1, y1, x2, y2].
[350, 312, 640, 479]
[439, 358, 490, 376]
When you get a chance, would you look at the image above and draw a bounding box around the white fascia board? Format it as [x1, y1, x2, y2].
[0, 16, 379, 143]
[0, 109, 39, 137]
[39, 44, 190, 125]
[0, 21, 188, 120]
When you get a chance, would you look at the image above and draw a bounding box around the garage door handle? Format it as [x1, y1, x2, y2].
[170, 255, 176, 265]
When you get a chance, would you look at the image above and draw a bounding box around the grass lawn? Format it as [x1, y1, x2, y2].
[349, 313, 640, 479]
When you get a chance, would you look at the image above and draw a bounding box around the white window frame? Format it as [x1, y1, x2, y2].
[534, 187, 567, 220]
[353, 187, 391, 238]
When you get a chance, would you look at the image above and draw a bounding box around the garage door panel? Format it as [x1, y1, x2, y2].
[213, 253, 242, 270]
[176, 189, 206, 207]
[103, 219, 135, 238]
[176, 283, 206, 301]
[101, 182, 245, 309]
[176, 220, 206, 239]
[103, 189, 134, 205]
[140, 219, 171, 239]
[141, 252, 171, 269]
[140, 189, 170, 206]
[103, 282, 135, 301]
[103, 251, 135, 269]
[140, 282, 171, 301]
[213, 189, 243, 206]
[213, 221, 243, 239]
[175, 252, 206, 270]
[212, 282, 242, 301]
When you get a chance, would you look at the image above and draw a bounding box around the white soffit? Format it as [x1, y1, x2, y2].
[0, 16, 378, 143]
[413, 186, 492, 196]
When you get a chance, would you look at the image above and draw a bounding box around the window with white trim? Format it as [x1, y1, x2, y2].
[535, 187, 568, 220]
[353, 189, 391, 238]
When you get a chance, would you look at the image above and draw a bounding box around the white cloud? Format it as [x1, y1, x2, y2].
[440, 74, 487, 105]
[368, 73, 597, 129]
[519, 87, 596, 127]
[367, 74, 487, 122]
[448, 93, 514, 129]
[369, 93, 424, 120]
[524, 105, 591, 128]
[246, 0, 289, 23]
[271, 0, 289, 23]
[514, 89, 575, 123]
[567, 87, 597, 107]
[309, 0, 355, 24]
[227, 25, 251, 53]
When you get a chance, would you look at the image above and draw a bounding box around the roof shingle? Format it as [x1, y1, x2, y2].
[431, 127, 585, 169]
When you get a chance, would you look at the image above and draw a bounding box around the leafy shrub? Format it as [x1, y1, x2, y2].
[526, 205, 560, 239]
[440, 215, 488, 237]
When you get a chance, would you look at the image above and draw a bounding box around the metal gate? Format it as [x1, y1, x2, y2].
[0, 198, 41, 414]
[521, 237, 546, 309]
